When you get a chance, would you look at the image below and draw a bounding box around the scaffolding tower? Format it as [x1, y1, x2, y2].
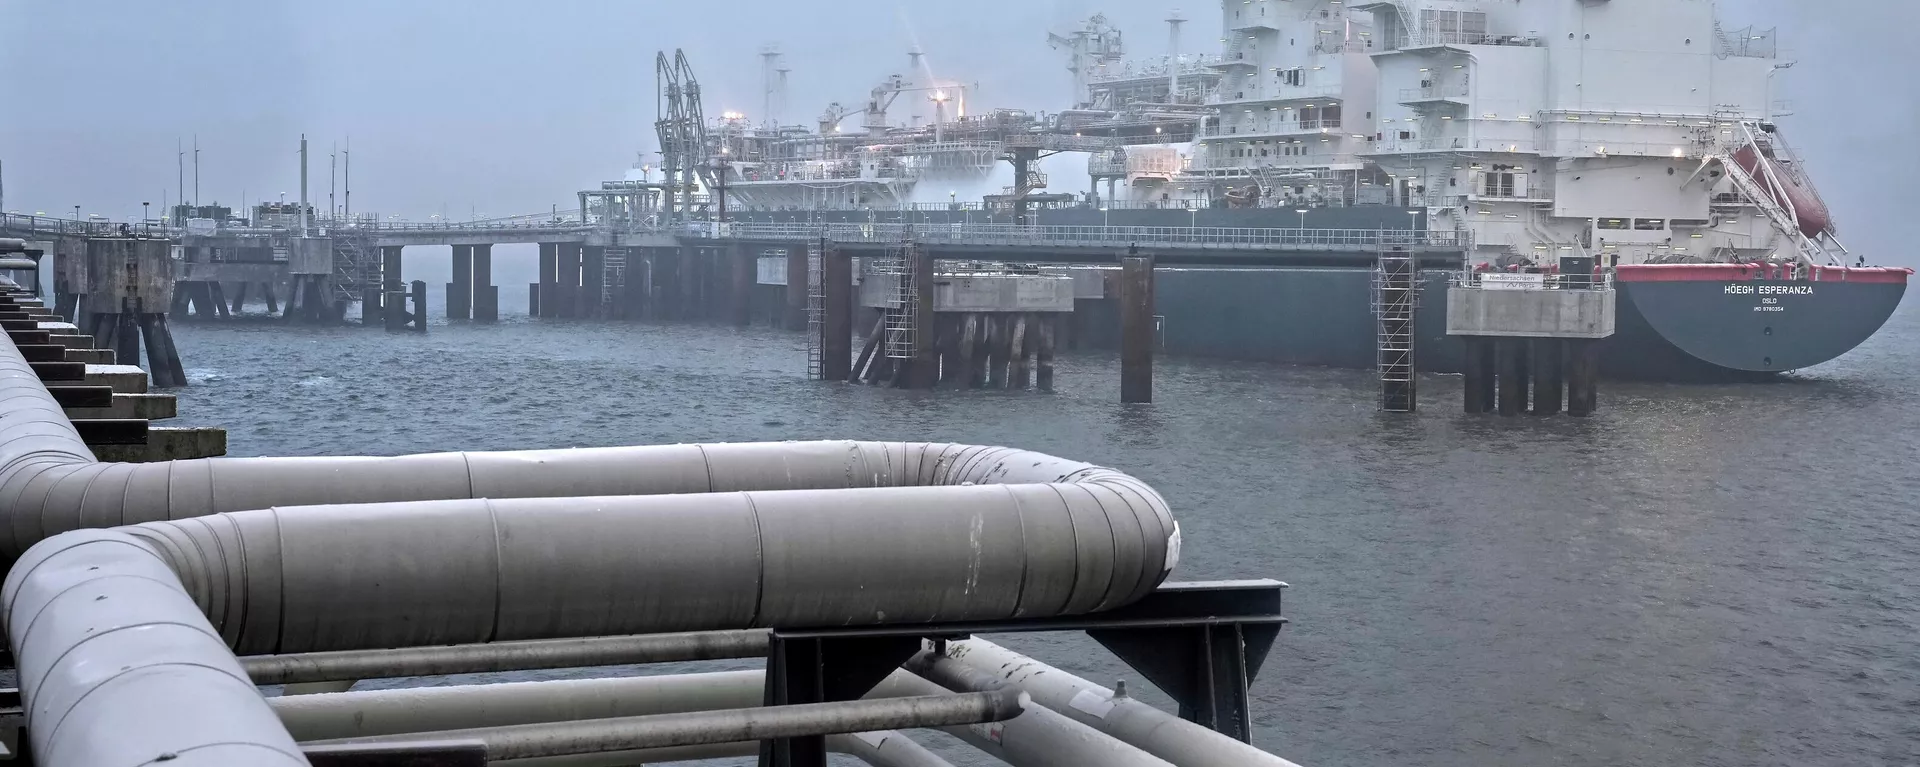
[805, 238, 825, 380]
[1373, 245, 1419, 412]
[876, 239, 919, 360]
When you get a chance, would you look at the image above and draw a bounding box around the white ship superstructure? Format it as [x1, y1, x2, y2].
[1121, 0, 1847, 268]
[1356, 0, 1835, 267]
[1187, 0, 1385, 206]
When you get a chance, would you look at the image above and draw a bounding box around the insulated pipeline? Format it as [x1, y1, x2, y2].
[0, 434, 1176, 572]
[120, 483, 1169, 654]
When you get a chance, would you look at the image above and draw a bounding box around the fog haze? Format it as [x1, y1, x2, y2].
[1, 0, 1913, 264]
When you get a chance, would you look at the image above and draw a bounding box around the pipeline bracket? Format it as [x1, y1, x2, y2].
[1088, 622, 1281, 743]
[760, 579, 1286, 751]
[760, 634, 923, 767]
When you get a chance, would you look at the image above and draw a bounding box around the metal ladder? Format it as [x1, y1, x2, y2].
[805, 239, 825, 380]
[602, 248, 627, 308]
[1371, 246, 1418, 412]
[878, 241, 917, 360]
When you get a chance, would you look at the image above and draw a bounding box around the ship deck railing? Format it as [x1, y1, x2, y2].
[682, 221, 1472, 251]
[1451, 270, 1616, 291]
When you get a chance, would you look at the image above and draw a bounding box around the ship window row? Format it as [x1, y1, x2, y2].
[1595, 218, 1668, 230]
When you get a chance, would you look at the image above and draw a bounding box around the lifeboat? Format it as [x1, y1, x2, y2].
[1731, 141, 1833, 238]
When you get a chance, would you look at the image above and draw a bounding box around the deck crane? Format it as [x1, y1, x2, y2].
[654, 49, 710, 221]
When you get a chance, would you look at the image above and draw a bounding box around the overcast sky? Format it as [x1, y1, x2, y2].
[1, 0, 1913, 264]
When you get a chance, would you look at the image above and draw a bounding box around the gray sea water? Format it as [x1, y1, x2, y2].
[171, 295, 1920, 767]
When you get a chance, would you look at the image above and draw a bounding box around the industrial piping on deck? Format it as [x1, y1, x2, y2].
[0, 336, 1174, 565]
[299, 690, 1027, 760]
[268, 671, 957, 767]
[0, 333, 1182, 767]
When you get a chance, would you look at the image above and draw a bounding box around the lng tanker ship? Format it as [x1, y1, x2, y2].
[676, 0, 1907, 381]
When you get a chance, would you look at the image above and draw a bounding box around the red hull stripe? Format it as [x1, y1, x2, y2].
[1615, 264, 1912, 285]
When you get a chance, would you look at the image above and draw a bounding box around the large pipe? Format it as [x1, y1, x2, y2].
[1, 332, 1179, 767]
[244, 630, 772, 685]
[3, 530, 308, 767]
[118, 483, 1166, 655]
[921, 639, 1305, 767]
[271, 672, 954, 767]
[0, 432, 1177, 572]
[300, 689, 1027, 760]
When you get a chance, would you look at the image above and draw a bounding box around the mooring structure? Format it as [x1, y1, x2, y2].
[1447, 261, 1616, 417]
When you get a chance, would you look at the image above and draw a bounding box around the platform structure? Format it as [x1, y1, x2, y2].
[1447, 260, 1615, 417]
[0, 277, 225, 462]
[846, 247, 1077, 391]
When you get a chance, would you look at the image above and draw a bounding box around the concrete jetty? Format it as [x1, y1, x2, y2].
[1447, 261, 1617, 417]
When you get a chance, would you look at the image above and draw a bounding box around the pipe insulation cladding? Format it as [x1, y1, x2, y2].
[111, 485, 1174, 655]
[0, 332, 1181, 767]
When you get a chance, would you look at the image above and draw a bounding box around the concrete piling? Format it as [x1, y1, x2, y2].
[1531, 339, 1564, 416]
[730, 244, 753, 328]
[1448, 276, 1613, 418]
[448, 245, 473, 320]
[957, 315, 980, 388]
[819, 241, 853, 382]
[1036, 315, 1057, 393]
[361, 281, 383, 326]
[1119, 255, 1155, 404]
[680, 246, 701, 321]
[1461, 337, 1491, 414]
[472, 244, 498, 323]
[382, 246, 407, 332]
[208, 283, 231, 318]
[905, 244, 938, 389]
[1494, 339, 1523, 417]
[557, 242, 583, 319]
[1566, 339, 1600, 418]
[583, 245, 606, 319]
[72, 238, 187, 388]
[1008, 315, 1031, 390]
[409, 280, 428, 332]
[784, 243, 809, 331]
[536, 242, 559, 318]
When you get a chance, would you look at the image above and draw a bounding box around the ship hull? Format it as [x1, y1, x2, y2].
[727, 208, 1904, 381]
[1608, 267, 1908, 379]
[1065, 267, 1905, 381]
